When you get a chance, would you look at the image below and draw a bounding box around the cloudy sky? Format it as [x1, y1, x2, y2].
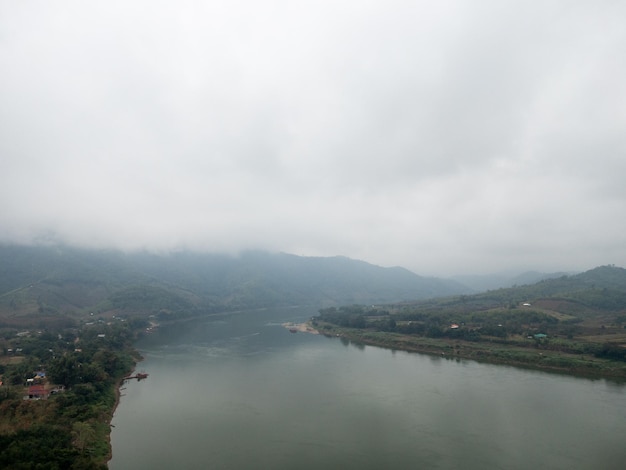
[1, 1, 625, 276]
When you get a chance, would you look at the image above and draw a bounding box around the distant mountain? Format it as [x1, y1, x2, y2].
[451, 270, 571, 292]
[408, 264, 626, 316]
[0, 244, 470, 324]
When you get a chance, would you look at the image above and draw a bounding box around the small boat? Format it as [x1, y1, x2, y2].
[136, 372, 149, 380]
[289, 328, 298, 333]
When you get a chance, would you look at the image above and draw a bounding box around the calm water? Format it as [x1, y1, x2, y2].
[109, 308, 626, 470]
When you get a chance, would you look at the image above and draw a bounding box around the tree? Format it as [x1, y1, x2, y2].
[72, 422, 96, 454]
[48, 354, 80, 388]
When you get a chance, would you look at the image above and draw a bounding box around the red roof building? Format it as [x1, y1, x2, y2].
[27, 385, 49, 399]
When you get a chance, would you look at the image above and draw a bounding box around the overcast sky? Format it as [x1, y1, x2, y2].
[1, 1, 625, 276]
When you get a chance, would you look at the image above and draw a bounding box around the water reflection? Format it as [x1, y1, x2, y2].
[110, 308, 626, 470]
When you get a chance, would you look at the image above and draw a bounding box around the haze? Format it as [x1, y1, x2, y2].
[1, 1, 625, 276]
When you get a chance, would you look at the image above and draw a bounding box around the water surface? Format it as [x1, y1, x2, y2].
[110, 308, 626, 469]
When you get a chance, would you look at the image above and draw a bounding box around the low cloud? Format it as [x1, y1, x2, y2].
[1, 0, 625, 275]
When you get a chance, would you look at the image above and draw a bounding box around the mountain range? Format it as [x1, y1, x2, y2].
[2, 244, 624, 328]
[0, 244, 469, 324]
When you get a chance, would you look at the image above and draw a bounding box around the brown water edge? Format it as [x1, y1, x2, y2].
[105, 353, 144, 466]
[104, 380, 123, 465]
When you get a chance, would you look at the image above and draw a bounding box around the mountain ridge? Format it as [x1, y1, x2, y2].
[0, 244, 470, 324]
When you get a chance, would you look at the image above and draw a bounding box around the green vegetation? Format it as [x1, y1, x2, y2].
[0, 317, 144, 468]
[313, 266, 626, 379]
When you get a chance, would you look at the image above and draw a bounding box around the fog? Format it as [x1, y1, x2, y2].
[1, 1, 625, 276]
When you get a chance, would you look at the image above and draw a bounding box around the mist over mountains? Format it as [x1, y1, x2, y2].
[1, 243, 625, 331]
[0, 244, 469, 322]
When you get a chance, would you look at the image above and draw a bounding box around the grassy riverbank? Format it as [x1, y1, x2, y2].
[314, 322, 626, 380]
[312, 269, 626, 381]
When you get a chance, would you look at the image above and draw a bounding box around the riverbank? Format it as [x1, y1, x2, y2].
[316, 322, 626, 381]
[0, 318, 146, 468]
[105, 352, 143, 465]
[103, 377, 125, 464]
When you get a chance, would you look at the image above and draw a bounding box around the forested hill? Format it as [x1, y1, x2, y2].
[0, 244, 469, 324]
[314, 265, 626, 378]
[398, 264, 626, 314]
[451, 270, 570, 292]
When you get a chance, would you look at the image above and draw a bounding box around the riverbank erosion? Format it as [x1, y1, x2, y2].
[316, 323, 626, 380]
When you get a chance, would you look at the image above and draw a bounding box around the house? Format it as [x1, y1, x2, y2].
[27, 384, 49, 400]
[534, 333, 548, 339]
[450, 324, 460, 329]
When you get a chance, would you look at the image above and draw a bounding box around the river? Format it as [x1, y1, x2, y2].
[109, 307, 626, 469]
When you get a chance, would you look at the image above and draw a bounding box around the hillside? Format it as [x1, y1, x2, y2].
[410, 265, 626, 313]
[451, 270, 571, 292]
[0, 244, 469, 326]
[313, 265, 626, 377]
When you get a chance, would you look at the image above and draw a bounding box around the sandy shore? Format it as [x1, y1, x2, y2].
[282, 322, 319, 334]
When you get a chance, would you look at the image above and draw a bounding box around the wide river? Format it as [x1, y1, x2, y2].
[109, 307, 626, 469]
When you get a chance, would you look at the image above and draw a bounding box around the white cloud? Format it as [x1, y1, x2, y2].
[1, 0, 625, 275]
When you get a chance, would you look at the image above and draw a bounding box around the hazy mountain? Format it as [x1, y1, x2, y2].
[406, 264, 626, 316]
[451, 270, 571, 292]
[0, 244, 470, 323]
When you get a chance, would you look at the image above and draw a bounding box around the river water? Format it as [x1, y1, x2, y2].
[109, 307, 626, 469]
